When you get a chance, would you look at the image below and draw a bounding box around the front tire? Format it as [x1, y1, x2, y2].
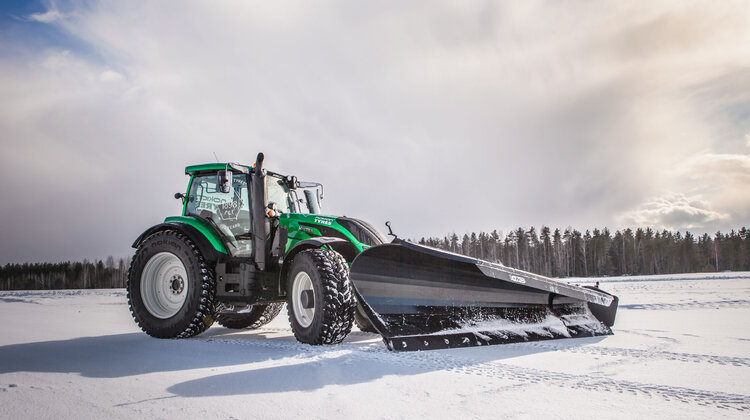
[286, 249, 355, 345]
[127, 230, 216, 338]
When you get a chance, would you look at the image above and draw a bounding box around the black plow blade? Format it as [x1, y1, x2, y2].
[349, 239, 618, 352]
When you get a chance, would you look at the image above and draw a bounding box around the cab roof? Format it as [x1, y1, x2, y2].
[185, 163, 253, 175]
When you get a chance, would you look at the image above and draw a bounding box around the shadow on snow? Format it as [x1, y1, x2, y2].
[0, 327, 604, 396]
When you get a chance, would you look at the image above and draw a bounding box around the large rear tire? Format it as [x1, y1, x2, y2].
[354, 304, 377, 333]
[286, 249, 355, 345]
[216, 303, 284, 329]
[127, 230, 216, 338]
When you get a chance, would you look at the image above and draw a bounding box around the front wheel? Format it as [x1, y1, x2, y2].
[286, 249, 355, 345]
[127, 230, 216, 338]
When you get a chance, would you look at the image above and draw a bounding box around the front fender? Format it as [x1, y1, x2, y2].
[132, 221, 227, 262]
[278, 237, 359, 296]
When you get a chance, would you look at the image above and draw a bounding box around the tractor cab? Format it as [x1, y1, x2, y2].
[182, 161, 323, 259]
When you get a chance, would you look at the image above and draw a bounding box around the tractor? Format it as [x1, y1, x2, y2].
[128, 153, 618, 351]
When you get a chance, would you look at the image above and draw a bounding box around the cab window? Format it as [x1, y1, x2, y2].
[267, 175, 293, 213]
[186, 173, 252, 257]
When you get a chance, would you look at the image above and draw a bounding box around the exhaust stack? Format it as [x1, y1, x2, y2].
[251, 152, 268, 270]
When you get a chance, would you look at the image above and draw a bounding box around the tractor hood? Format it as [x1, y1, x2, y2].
[280, 213, 388, 254]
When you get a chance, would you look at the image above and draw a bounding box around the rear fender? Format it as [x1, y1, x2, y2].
[132, 222, 225, 263]
[278, 237, 359, 296]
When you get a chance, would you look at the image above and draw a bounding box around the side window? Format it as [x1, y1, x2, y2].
[186, 174, 252, 256]
[267, 176, 293, 213]
[187, 175, 223, 215]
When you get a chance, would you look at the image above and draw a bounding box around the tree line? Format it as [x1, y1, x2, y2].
[1, 227, 748, 290]
[418, 227, 750, 278]
[0, 257, 130, 291]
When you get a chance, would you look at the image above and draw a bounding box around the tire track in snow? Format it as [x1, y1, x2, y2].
[352, 346, 750, 411]
[520, 342, 750, 368]
[0, 297, 41, 304]
[621, 299, 750, 311]
[199, 331, 750, 411]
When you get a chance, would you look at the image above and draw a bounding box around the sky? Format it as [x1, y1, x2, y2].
[1, 0, 749, 264]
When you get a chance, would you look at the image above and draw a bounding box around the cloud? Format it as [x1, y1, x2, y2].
[99, 69, 124, 82]
[41, 49, 72, 70]
[28, 10, 63, 23]
[684, 152, 750, 181]
[1, 1, 750, 263]
[619, 193, 729, 231]
[621, 141, 750, 232]
[27, 2, 65, 24]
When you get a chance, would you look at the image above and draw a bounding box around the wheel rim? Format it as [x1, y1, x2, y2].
[140, 252, 189, 319]
[292, 271, 315, 328]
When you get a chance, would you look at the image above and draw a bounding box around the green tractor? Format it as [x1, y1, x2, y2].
[128, 153, 619, 351]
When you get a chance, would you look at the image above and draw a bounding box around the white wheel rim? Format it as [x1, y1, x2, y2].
[140, 252, 189, 319]
[292, 271, 315, 328]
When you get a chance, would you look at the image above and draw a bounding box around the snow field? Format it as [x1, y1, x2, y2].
[1, 273, 749, 419]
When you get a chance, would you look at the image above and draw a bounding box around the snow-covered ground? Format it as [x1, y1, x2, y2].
[1, 273, 749, 419]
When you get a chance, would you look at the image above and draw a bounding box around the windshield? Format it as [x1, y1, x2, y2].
[267, 175, 322, 214]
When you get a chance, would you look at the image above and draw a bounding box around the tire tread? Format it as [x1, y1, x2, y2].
[127, 230, 216, 338]
[287, 249, 354, 345]
[216, 303, 284, 329]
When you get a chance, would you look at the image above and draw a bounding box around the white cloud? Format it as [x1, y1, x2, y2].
[28, 10, 63, 23]
[41, 50, 72, 70]
[684, 152, 750, 179]
[620, 193, 729, 231]
[1, 1, 750, 263]
[99, 70, 124, 82]
[28, 3, 65, 23]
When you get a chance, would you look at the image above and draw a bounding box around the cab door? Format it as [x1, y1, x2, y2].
[185, 172, 253, 257]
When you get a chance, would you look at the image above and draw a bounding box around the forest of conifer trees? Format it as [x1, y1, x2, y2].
[0, 227, 748, 290]
[0, 257, 130, 291]
[418, 227, 750, 278]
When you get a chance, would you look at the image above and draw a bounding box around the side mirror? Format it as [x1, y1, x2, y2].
[286, 175, 298, 189]
[218, 170, 232, 193]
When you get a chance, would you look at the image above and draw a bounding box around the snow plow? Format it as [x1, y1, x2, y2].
[128, 153, 618, 351]
[351, 240, 617, 351]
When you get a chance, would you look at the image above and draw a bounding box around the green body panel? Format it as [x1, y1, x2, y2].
[185, 163, 251, 174]
[164, 215, 229, 254]
[278, 213, 370, 254]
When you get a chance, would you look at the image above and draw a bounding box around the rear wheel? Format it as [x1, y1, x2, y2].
[354, 304, 377, 333]
[286, 249, 355, 345]
[216, 303, 284, 329]
[127, 230, 216, 338]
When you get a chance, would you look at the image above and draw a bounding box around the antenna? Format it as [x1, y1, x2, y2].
[212, 152, 219, 162]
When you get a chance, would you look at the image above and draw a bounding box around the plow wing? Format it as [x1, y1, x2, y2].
[349, 239, 618, 351]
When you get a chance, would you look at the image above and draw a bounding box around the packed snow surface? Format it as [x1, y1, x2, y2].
[2, 272, 750, 418]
